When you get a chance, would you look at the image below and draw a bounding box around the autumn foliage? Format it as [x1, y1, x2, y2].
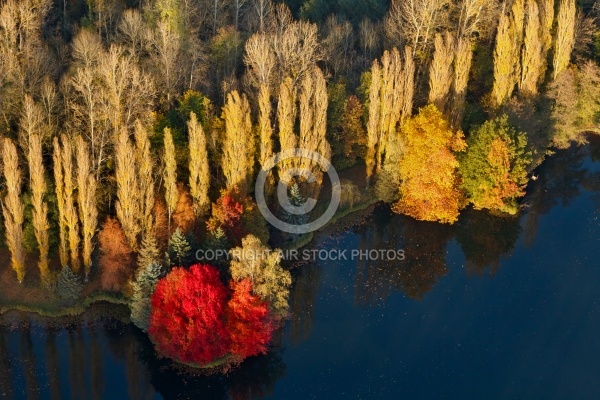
[149, 264, 231, 364]
[207, 190, 245, 239]
[98, 217, 134, 292]
[148, 264, 276, 366]
[459, 116, 531, 214]
[227, 279, 275, 358]
[392, 105, 466, 224]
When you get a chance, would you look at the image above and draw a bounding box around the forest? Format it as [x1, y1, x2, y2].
[0, 0, 599, 369]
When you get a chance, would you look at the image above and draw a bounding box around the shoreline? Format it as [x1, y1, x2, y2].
[0, 194, 381, 320]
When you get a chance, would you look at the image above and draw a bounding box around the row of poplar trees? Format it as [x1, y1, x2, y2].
[0, 0, 584, 286]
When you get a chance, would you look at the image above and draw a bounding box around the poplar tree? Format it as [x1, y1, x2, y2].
[519, 0, 544, 96]
[491, 0, 525, 106]
[134, 121, 155, 236]
[163, 127, 178, 230]
[297, 66, 330, 182]
[539, 0, 555, 55]
[258, 84, 274, 170]
[553, 0, 576, 80]
[222, 91, 255, 193]
[76, 136, 98, 279]
[2, 138, 25, 283]
[429, 32, 456, 113]
[187, 112, 210, 217]
[61, 135, 81, 273]
[450, 37, 474, 128]
[52, 137, 69, 268]
[366, 48, 415, 181]
[277, 77, 298, 175]
[115, 128, 141, 251]
[28, 134, 51, 285]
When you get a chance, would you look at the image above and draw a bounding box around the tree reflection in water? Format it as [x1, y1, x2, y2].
[354, 208, 452, 304]
[0, 143, 599, 399]
[289, 263, 321, 344]
[456, 208, 521, 276]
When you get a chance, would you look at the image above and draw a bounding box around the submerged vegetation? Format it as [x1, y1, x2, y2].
[0, 0, 598, 369]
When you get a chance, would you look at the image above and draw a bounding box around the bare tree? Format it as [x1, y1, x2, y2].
[385, 0, 450, 58]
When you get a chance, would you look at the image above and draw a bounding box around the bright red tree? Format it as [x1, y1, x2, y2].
[207, 189, 244, 238]
[227, 279, 275, 358]
[148, 264, 230, 365]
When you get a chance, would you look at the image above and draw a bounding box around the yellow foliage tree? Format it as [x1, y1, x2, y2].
[76, 136, 98, 279]
[553, 0, 576, 80]
[187, 112, 210, 217]
[28, 134, 51, 284]
[2, 138, 26, 283]
[222, 90, 255, 193]
[392, 105, 466, 224]
[491, 0, 525, 106]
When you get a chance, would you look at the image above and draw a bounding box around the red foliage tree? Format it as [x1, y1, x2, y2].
[148, 264, 231, 365]
[207, 187, 270, 245]
[227, 279, 275, 358]
[207, 189, 245, 239]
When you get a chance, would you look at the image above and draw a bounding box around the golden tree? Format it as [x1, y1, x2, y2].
[297, 66, 330, 177]
[187, 112, 210, 217]
[519, 0, 544, 96]
[429, 32, 455, 113]
[491, 0, 525, 106]
[539, 0, 555, 55]
[257, 84, 274, 169]
[52, 137, 69, 268]
[392, 105, 466, 224]
[134, 121, 155, 236]
[163, 127, 178, 229]
[553, 0, 576, 80]
[230, 235, 292, 317]
[366, 47, 415, 181]
[61, 135, 81, 273]
[222, 91, 255, 193]
[450, 37, 474, 128]
[76, 136, 98, 279]
[115, 128, 141, 251]
[2, 138, 26, 283]
[28, 134, 51, 284]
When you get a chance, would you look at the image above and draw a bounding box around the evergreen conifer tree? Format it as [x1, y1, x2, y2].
[137, 233, 161, 271]
[168, 228, 192, 267]
[130, 261, 163, 331]
[56, 265, 82, 300]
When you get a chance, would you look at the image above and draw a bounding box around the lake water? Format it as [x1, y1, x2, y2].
[1, 140, 600, 400]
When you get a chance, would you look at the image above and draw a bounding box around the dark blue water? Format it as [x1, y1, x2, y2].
[2, 141, 600, 400]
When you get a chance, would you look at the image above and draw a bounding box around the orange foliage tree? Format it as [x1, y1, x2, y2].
[98, 217, 135, 292]
[392, 105, 466, 224]
[173, 183, 196, 234]
[227, 279, 275, 358]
